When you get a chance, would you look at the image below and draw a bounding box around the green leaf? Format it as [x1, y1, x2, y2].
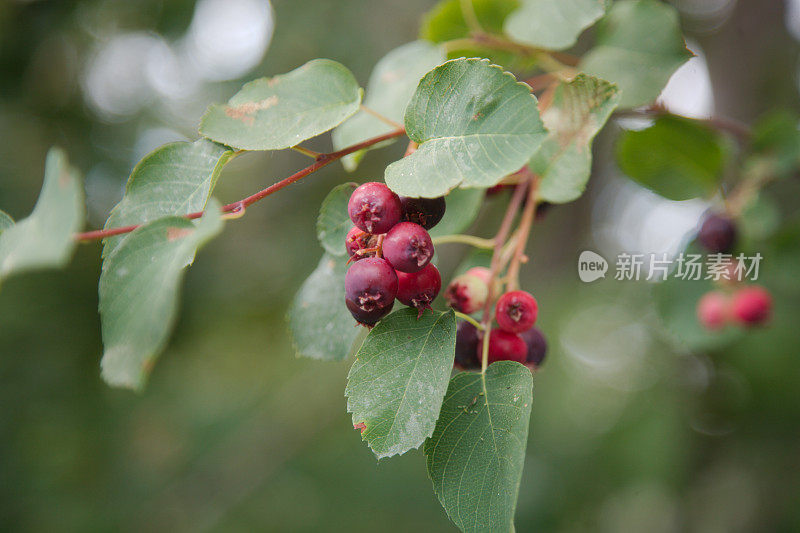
[579, 0, 692, 108]
[0, 211, 13, 233]
[103, 139, 233, 256]
[0, 148, 83, 283]
[385, 58, 546, 198]
[749, 111, 800, 178]
[287, 254, 363, 361]
[422, 0, 520, 42]
[532, 74, 620, 203]
[332, 41, 445, 171]
[424, 361, 533, 532]
[504, 0, 605, 51]
[346, 308, 457, 458]
[316, 183, 357, 256]
[421, 0, 526, 67]
[429, 188, 485, 237]
[200, 59, 362, 151]
[99, 202, 224, 390]
[616, 115, 726, 201]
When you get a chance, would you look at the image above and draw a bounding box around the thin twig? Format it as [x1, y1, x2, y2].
[505, 175, 539, 291]
[479, 181, 528, 373]
[460, 0, 483, 34]
[613, 107, 751, 142]
[455, 311, 483, 330]
[290, 145, 321, 159]
[432, 234, 495, 249]
[359, 104, 403, 130]
[75, 128, 406, 242]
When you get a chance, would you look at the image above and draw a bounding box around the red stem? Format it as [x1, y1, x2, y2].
[76, 129, 406, 242]
[478, 179, 529, 371]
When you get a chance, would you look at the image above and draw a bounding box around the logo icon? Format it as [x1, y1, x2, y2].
[578, 251, 608, 282]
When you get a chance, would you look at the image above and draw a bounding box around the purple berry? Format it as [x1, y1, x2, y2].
[454, 322, 481, 369]
[345, 226, 378, 260]
[483, 328, 527, 364]
[382, 222, 434, 273]
[344, 258, 398, 325]
[396, 264, 441, 316]
[698, 212, 737, 253]
[347, 182, 402, 234]
[534, 201, 553, 222]
[520, 327, 547, 369]
[346, 298, 394, 326]
[399, 196, 446, 230]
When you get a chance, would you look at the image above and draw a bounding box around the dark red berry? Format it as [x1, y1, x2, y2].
[482, 328, 527, 364]
[696, 291, 729, 330]
[396, 264, 441, 316]
[454, 322, 481, 369]
[731, 285, 772, 326]
[486, 184, 513, 196]
[444, 273, 488, 314]
[698, 212, 737, 253]
[534, 201, 553, 222]
[382, 222, 434, 273]
[345, 226, 379, 260]
[344, 258, 398, 325]
[346, 298, 394, 326]
[347, 182, 402, 234]
[399, 196, 446, 230]
[495, 290, 539, 333]
[520, 327, 547, 369]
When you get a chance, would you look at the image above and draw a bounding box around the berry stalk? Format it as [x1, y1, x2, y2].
[506, 175, 539, 291]
[479, 180, 529, 373]
[75, 128, 406, 242]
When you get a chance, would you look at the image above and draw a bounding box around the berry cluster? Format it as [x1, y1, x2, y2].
[344, 182, 445, 325]
[448, 270, 546, 371]
[697, 285, 773, 330]
[694, 209, 773, 330]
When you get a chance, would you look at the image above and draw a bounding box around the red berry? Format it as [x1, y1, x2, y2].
[344, 258, 398, 325]
[454, 322, 481, 370]
[731, 285, 772, 327]
[520, 327, 547, 369]
[464, 266, 491, 285]
[482, 328, 527, 364]
[382, 222, 434, 273]
[345, 226, 379, 259]
[399, 196, 446, 230]
[444, 273, 488, 314]
[347, 182, 402, 234]
[698, 212, 737, 253]
[696, 291, 729, 330]
[495, 290, 538, 333]
[396, 264, 441, 316]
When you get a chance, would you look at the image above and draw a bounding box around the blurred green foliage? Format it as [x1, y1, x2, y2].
[1, 1, 799, 531]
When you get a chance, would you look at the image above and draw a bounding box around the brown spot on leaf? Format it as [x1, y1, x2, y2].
[224, 95, 279, 124]
[354, 422, 367, 434]
[58, 170, 71, 187]
[167, 227, 194, 241]
[380, 70, 401, 84]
